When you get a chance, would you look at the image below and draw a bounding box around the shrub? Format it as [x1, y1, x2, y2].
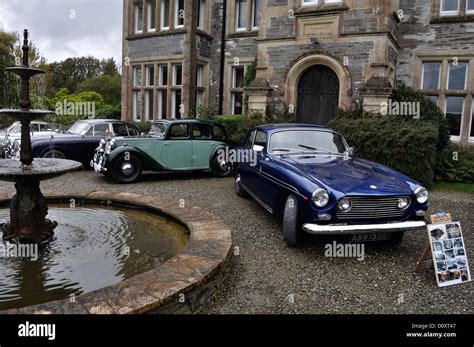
[134, 121, 152, 134]
[95, 104, 121, 120]
[328, 81, 452, 188]
[435, 143, 474, 183]
[328, 116, 439, 188]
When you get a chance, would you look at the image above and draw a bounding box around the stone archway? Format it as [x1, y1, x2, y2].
[284, 54, 352, 124]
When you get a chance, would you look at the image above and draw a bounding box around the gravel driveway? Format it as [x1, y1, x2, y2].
[1, 170, 472, 314]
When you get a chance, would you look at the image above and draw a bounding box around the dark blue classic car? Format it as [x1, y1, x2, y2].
[5, 119, 140, 167]
[234, 124, 428, 246]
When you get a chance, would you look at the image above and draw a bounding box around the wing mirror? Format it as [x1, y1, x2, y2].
[253, 144, 264, 153]
[349, 147, 356, 156]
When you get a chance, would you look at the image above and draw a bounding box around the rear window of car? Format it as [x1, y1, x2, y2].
[113, 123, 129, 136]
[213, 125, 226, 140]
[169, 124, 189, 139]
[127, 126, 140, 136]
[192, 124, 212, 139]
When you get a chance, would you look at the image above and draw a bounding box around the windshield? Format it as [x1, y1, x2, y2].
[7, 122, 21, 133]
[149, 122, 168, 137]
[67, 122, 90, 135]
[269, 130, 348, 155]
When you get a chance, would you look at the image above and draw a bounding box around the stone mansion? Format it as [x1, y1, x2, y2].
[121, 0, 474, 145]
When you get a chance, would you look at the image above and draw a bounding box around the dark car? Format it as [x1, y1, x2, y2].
[234, 124, 428, 246]
[5, 119, 140, 167]
[91, 119, 232, 183]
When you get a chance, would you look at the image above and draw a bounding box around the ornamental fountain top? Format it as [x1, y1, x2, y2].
[0, 29, 82, 244]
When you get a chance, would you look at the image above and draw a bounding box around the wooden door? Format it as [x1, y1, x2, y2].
[296, 65, 340, 125]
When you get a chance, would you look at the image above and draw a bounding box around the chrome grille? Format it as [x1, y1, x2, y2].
[336, 196, 410, 220]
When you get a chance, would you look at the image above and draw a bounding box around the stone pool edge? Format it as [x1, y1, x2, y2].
[0, 189, 233, 314]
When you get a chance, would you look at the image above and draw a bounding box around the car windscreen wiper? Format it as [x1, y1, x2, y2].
[271, 148, 291, 152]
[298, 144, 333, 155]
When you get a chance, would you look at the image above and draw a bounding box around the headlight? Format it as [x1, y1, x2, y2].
[338, 198, 352, 212]
[414, 187, 428, 204]
[397, 197, 410, 210]
[312, 189, 329, 208]
[100, 138, 106, 145]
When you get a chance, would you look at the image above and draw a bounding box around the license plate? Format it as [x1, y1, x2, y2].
[349, 232, 390, 243]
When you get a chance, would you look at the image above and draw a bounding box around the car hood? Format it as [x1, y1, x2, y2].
[277, 154, 414, 196]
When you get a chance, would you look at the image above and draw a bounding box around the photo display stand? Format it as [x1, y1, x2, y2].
[419, 212, 472, 287]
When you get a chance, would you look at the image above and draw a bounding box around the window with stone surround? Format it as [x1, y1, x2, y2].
[231, 66, 245, 115]
[436, 0, 474, 17]
[161, 0, 170, 30]
[174, 0, 184, 28]
[197, 0, 206, 30]
[301, 0, 343, 6]
[195, 64, 204, 111]
[232, 0, 259, 32]
[420, 59, 473, 142]
[134, 3, 144, 33]
[147, 0, 156, 31]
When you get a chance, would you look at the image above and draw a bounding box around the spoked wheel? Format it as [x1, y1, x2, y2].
[282, 194, 303, 247]
[211, 154, 232, 177]
[111, 155, 142, 183]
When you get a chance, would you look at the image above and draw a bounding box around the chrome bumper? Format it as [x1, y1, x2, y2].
[302, 220, 426, 235]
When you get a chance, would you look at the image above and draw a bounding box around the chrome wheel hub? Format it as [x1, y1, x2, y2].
[121, 162, 134, 176]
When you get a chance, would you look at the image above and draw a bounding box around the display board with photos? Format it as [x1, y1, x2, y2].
[428, 221, 471, 287]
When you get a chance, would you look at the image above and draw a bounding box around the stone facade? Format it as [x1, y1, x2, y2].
[122, 0, 474, 144]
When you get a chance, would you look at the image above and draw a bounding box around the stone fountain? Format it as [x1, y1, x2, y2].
[0, 29, 82, 244]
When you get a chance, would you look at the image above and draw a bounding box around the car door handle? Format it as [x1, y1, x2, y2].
[209, 143, 215, 146]
[164, 142, 170, 145]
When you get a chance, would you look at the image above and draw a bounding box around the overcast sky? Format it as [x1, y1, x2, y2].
[0, 0, 122, 64]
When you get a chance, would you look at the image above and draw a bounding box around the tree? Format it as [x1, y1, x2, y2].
[77, 74, 121, 105]
[0, 32, 17, 108]
[14, 37, 48, 97]
[45, 57, 120, 96]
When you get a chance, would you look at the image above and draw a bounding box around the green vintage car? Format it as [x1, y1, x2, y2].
[91, 119, 232, 183]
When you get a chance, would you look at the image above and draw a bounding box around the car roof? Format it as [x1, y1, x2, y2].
[152, 118, 222, 126]
[76, 119, 126, 124]
[253, 123, 332, 133]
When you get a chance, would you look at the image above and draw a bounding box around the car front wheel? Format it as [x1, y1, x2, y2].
[111, 155, 142, 183]
[282, 194, 303, 247]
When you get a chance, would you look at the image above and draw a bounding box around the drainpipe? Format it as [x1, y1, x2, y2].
[218, 0, 227, 115]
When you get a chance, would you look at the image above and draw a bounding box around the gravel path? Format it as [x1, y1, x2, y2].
[1, 170, 472, 314]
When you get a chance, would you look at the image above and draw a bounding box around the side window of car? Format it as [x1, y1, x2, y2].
[254, 130, 267, 149]
[127, 126, 140, 136]
[192, 124, 211, 139]
[85, 126, 94, 136]
[243, 130, 257, 149]
[93, 124, 110, 137]
[212, 125, 226, 141]
[113, 123, 129, 136]
[169, 124, 189, 139]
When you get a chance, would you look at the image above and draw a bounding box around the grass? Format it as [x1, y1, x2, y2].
[432, 181, 474, 193]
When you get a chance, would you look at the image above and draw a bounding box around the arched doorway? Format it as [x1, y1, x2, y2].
[296, 65, 340, 125]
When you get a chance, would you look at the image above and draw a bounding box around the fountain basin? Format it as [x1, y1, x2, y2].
[0, 190, 232, 314]
[0, 159, 83, 182]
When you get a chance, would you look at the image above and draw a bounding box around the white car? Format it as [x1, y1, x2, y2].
[1, 121, 60, 158]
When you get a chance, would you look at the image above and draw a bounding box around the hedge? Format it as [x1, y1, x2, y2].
[328, 117, 439, 188]
[435, 143, 474, 183]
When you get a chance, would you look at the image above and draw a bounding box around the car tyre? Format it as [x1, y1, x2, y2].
[111, 155, 142, 183]
[282, 194, 303, 247]
[234, 174, 249, 198]
[41, 149, 66, 159]
[211, 153, 232, 177]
